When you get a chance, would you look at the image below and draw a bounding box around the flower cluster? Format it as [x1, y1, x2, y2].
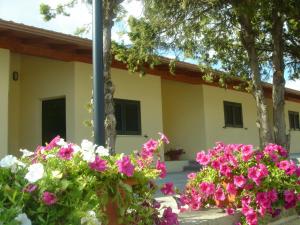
[181, 142, 300, 225]
[0, 133, 178, 225]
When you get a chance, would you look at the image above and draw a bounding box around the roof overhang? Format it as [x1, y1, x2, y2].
[0, 19, 299, 102]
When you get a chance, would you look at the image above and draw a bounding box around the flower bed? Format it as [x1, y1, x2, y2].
[180, 143, 300, 225]
[0, 134, 178, 225]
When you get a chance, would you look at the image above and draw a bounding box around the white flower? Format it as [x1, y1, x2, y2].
[25, 163, 44, 183]
[81, 140, 96, 152]
[45, 154, 55, 159]
[81, 140, 96, 162]
[0, 155, 25, 173]
[82, 150, 96, 163]
[0, 155, 18, 168]
[95, 146, 109, 157]
[72, 144, 81, 153]
[20, 149, 34, 158]
[81, 211, 101, 225]
[15, 213, 32, 225]
[52, 170, 63, 179]
[57, 138, 67, 146]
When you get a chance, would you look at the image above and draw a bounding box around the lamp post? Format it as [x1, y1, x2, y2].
[93, 0, 105, 146]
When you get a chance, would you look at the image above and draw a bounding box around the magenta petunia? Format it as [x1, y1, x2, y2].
[42, 191, 57, 205]
[199, 182, 215, 196]
[158, 132, 170, 144]
[44, 135, 61, 150]
[234, 175, 247, 188]
[57, 144, 74, 160]
[117, 155, 135, 177]
[196, 151, 211, 165]
[156, 160, 167, 178]
[214, 187, 225, 201]
[241, 145, 253, 162]
[226, 183, 237, 195]
[161, 207, 179, 225]
[226, 207, 235, 215]
[161, 182, 175, 195]
[89, 156, 107, 172]
[23, 184, 37, 193]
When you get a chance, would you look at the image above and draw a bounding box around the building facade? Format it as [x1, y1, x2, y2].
[0, 20, 300, 160]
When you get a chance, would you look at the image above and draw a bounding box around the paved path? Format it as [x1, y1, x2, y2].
[155, 171, 190, 197]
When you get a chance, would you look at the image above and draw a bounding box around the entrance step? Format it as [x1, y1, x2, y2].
[183, 160, 202, 171]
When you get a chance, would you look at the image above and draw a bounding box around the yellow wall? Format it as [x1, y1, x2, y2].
[4, 52, 300, 159]
[0, 48, 10, 158]
[113, 68, 163, 155]
[202, 85, 260, 149]
[285, 100, 300, 154]
[161, 79, 206, 160]
[11, 58, 163, 155]
[18, 55, 75, 151]
[8, 53, 21, 156]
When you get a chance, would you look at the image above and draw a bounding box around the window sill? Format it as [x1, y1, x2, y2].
[223, 125, 246, 129]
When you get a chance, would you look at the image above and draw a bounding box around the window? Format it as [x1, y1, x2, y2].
[289, 111, 300, 130]
[115, 99, 141, 135]
[42, 98, 66, 144]
[223, 101, 243, 128]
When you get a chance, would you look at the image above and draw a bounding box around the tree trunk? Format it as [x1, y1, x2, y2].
[102, 0, 119, 154]
[237, 9, 274, 148]
[271, 2, 288, 149]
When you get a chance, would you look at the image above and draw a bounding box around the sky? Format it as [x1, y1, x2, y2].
[0, 0, 299, 91]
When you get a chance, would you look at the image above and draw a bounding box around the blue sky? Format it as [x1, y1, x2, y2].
[0, 0, 299, 90]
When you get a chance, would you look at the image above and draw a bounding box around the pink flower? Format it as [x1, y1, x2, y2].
[226, 207, 235, 215]
[220, 164, 232, 176]
[141, 139, 158, 159]
[284, 190, 296, 203]
[117, 156, 135, 177]
[42, 192, 57, 205]
[211, 159, 221, 170]
[246, 211, 258, 225]
[268, 189, 278, 202]
[241, 145, 253, 162]
[226, 183, 237, 195]
[158, 132, 170, 144]
[156, 160, 167, 178]
[234, 175, 247, 188]
[214, 187, 225, 201]
[247, 164, 268, 185]
[241, 196, 251, 207]
[57, 144, 74, 160]
[196, 151, 211, 165]
[278, 160, 290, 171]
[161, 182, 175, 195]
[160, 207, 179, 225]
[256, 192, 270, 208]
[187, 172, 196, 180]
[89, 156, 107, 172]
[44, 136, 61, 150]
[199, 182, 215, 196]
[23, 184, 37, 193]
[296, 167, 300, 177]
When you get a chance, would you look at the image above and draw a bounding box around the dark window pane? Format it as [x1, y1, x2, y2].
[224, 101, 243, 127]
[114, 99, 141, 135]
[124, 103, 140, 132]
[115, 102, 122, 132]
[296, 115, 300, 129]
[289, 111, 300, 130]
[42, 98, 66, 145]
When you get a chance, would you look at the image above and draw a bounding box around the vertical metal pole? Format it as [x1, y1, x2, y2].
[93, 0, 105, 146]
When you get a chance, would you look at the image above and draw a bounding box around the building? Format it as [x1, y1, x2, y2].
[0, 19, 300, 161]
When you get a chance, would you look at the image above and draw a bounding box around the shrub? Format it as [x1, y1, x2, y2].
[180, 142, 300, 225]
[0, 134, 178, 225]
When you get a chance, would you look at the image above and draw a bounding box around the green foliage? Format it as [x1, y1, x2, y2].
[124, 0, 299, 81]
